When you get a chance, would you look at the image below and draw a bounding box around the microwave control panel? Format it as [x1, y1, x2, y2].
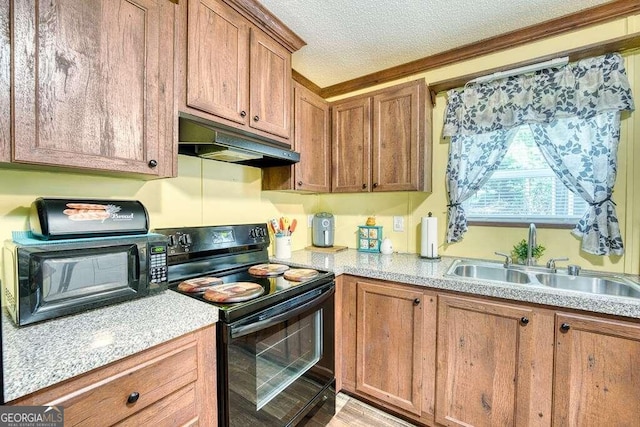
[149, 244, 168, 285]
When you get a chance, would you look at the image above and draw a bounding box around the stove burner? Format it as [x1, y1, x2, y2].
[247, 263, 290, 277]
[203, 282, 264, 303]
[177, 276, 223, 293]
[283, 268, 319, 281]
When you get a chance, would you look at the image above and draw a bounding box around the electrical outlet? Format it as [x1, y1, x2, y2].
[307, 214, 314, 228]
[393, 216, 404, 232]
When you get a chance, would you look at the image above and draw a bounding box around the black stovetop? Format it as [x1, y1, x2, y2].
[153, 223, 334, 323]
[169, 265, 334, 322]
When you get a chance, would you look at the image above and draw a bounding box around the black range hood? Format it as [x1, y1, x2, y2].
[178, 113, 300, 167]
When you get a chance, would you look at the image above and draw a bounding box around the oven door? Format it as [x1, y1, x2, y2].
[218, 281, 335, 427]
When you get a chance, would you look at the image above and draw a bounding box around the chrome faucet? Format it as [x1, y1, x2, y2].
[526, 223, 537, 266]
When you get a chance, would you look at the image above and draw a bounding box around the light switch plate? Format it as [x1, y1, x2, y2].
[307, 214, 314, 228]
[393, 216, 404, 232]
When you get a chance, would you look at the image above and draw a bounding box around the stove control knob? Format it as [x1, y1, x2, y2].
[178, 233, 192, 246]
[259, 227, 266, 238]
[249, 229, 257, 239]
[167, 235, 176, 247]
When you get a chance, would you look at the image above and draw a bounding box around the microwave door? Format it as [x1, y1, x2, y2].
[59, 262, 77, 293]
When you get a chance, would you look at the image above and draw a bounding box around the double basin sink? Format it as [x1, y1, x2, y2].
[446, 259, 640, 299]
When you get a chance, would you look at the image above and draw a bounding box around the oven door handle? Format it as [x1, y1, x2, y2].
[230, 285, 334, 338]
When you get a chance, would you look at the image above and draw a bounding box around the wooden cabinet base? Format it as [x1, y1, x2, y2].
[338, 274, 640, 426]
[12, 326, 217, 427]
[338, 275, 436, 426]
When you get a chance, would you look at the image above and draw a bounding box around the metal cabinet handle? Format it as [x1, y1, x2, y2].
[240, 111, 247, 117]
[413, 298, 420, 306]
[297, 181, 303, 186]
[372, 182, 378, 188]
[127, 392, 140, 404]
[520, 317, 529, 325]
[560, 323, 571, 332]
[148, 159, 157, 168]
[362, 183, 367, 189]
[253, 115, 260, 121]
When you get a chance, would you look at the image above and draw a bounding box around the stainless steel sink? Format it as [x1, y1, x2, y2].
[445, 259, 640, 299]
[535, 273, 640, 298]
[451, 264, 530, 284]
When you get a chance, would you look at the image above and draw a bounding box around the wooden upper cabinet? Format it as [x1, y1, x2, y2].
[372, 82, 424, 191]
[553, 313, 640, 426]
[331, 97, 371, 193]
[331, 79, 430, 193]
[186, 0, 249, 126]
[11, 0, 176, 177]
[249, 28, 291, 139]
[179, 0, 302, 144]
[293, 82, 330, 191]
[436, 295, 554, 427]
[261, 82, 330, 192]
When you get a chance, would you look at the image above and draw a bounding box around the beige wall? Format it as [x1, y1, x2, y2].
[1, 14, 639, 276]
[322, 15, 640, 275]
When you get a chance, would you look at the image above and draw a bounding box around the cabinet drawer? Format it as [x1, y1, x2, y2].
[115, 383, 198, 427]
[50, 341, 198, 426]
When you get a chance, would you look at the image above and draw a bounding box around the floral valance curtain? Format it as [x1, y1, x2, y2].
[443, 53, 634, 255]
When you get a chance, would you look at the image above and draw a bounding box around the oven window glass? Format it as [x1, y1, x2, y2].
[256, 309, 322, 409]
[38, 251, 131, 302]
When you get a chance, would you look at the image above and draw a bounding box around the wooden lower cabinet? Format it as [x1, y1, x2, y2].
[338, 275, 437, 425]
[337, 275, 640, 426]
[435, 295, 554, 427]
[12, 326, 217, 427]
[552, 312, 640, 426]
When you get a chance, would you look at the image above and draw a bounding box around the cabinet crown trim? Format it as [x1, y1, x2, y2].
[223, 0, 306, 52]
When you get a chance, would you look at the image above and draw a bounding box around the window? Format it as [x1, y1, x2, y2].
[463, 125, 588, 225]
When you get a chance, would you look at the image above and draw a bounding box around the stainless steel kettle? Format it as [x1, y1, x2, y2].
[312, 213, 334, 247]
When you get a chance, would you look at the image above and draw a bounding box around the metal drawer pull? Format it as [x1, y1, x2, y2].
[127, 392, 140, 404]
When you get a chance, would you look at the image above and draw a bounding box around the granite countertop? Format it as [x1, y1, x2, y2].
[6, 249, 639, 402]
[3, 291, 218, 402]
[272, 249, 640, 320]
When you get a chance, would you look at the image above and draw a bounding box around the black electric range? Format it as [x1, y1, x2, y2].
[154, 223, 337, 427]
[153, 223, 335, 322]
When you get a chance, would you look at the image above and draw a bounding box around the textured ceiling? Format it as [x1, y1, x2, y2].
[258, 0, 613, 88]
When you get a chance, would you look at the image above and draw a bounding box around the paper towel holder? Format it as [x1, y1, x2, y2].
[420, 212, 441, 261]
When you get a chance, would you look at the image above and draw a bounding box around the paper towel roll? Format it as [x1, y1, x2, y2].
[420, 215, 438, 258]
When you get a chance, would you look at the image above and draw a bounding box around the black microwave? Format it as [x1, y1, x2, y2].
[2, 234, 168, 326]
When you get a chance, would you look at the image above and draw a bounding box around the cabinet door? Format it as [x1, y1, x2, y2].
[187, 0, 249, 126]
[293, 83, 330, 192]
[436, 295, 553, 427]
[13, 0, 171, 176]
[356, 280, 423, 416]
[331, 97, 371, 193]
[262, 83, 329, 192]
[249, 28, 291, 139]
[553, 313, 640, 426]
[337, 275, 358, 392]
[372, 81, 424, 191]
